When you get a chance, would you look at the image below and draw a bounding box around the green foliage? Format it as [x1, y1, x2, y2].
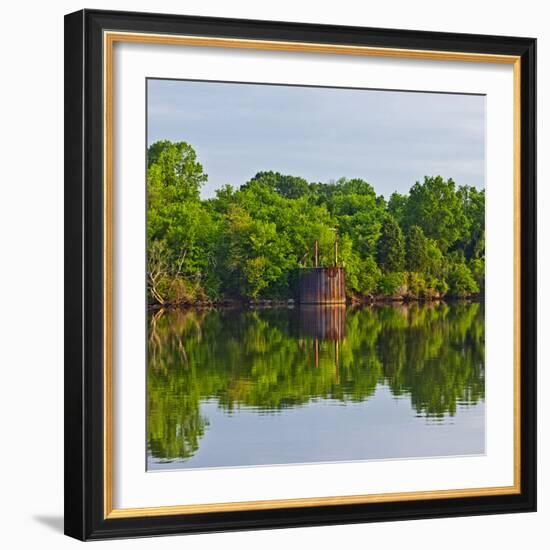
[407, 272, 427, 299]
[447, 262, 480, 297]
[403, 176, 470, 253]
[318, 178, 386, 259]
[378, 272, 406, 296]
[146, 140, 485, 302]
[147, 140, 208, 200]
[146, 140, 222, 303]
[377, 215, 406, 272]
[469, 257, 485, 294]
[458, 186, 486, 259]
[387, 192, 408, 224]
[435, 278, 449, 295]
[247, 171, 310, 199]
[345, 252, 382, 296]
[425, 238, 445, 277]
[407, 225, 429, 272]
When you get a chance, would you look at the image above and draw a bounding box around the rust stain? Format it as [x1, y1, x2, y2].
[298, 267, 346, 305]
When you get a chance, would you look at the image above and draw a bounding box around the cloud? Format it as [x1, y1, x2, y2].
[147, 79, 485, 198]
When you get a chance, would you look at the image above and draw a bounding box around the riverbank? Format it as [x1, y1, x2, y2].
[148, 293, 484, 311]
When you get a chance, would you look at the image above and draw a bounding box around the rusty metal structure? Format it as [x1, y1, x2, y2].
[298, 237, 346, 304]
[297, 239, 347, 371]
[298, 267, 346, 304]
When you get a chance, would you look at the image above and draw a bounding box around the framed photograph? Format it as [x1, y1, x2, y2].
[64, 9, 536, 540]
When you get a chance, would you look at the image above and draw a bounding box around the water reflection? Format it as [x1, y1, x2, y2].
[147, 302, 485, 469]
[297, 304, 346, 340]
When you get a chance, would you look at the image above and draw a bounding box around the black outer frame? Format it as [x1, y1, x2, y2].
[64, 8, 537, 541]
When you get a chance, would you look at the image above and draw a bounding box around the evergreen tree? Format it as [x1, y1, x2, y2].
[407, 225, 429, 272]
[376, 215, 406, 272]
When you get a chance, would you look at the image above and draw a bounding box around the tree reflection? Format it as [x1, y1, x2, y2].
[147, 302, 484, 462]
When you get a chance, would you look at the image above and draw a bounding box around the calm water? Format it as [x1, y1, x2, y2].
[147, 302, 485, 470]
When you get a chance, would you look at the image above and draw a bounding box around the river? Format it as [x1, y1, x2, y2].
[147, 301, 485, 470]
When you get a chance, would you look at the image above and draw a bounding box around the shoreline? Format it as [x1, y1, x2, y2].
[148, 294, 484, 311]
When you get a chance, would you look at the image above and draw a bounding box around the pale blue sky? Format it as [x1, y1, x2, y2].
[147, 79, 485, 199]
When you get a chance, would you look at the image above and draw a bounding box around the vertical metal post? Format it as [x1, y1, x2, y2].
[314, 240, 318, 268]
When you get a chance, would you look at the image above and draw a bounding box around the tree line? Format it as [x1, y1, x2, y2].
[147, 140, 485, 304]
